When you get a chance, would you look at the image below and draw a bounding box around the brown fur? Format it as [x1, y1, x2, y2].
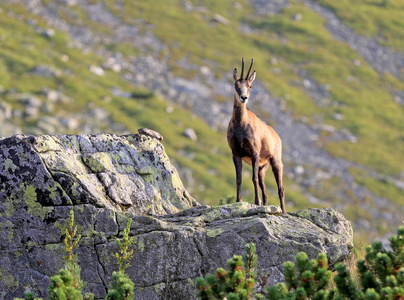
[227, 58, 286, 212]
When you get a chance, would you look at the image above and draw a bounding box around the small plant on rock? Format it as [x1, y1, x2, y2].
[219, 195, 236, 205]
[48, 210, 94, 300]
[106, 218, 135, 300]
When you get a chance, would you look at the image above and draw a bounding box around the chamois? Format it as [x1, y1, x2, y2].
[227, 58, 286, 213]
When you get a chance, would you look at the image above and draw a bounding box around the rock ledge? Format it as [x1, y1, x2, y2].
[0, 132, 353, 299]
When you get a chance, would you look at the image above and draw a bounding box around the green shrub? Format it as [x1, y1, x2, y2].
[14, 291, 42, 300]
[106, 218, 135, 300]
[219, 195, 236, 205]
[48, 262, 89, 300]
[268, 226, 404, 300]
[267, 252, 335, 300]
[106, 271, 135, 300]
[333, 226, 404, 300]
[196, 227, 403, 300]
[195, 243, 260, 300]
[114, 218, 134, 273]
[47, 210, 94, 300]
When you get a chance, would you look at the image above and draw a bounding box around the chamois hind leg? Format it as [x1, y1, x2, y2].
[252, 154, 261, 205]
[270, 157, 286, 213]
[233, 154, 243, 202]
[258, 162, 270, 206]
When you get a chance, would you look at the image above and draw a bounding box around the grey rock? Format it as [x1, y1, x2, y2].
[60, 117, 80, 130]
[43, 28, 55, 38]
[184, 127, 198, 142]
[30, 65, 62, 78]
[0, 133, 353, 299]
[0, 101, 12, 120]
[249, 0, 289, 14]
[20, 95, 42, 108]
[138, 128, 163, 141]
[212, 14, 230, 25]
[293, 13, 303, 21]
[89, 65, 105, 76]
[24, 106, 40, 119]
[58, 0, 77, 6]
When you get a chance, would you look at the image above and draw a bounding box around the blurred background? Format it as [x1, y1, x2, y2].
[0, 0, 403, 246]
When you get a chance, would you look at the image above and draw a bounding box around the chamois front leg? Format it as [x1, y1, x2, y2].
[233, 154, 243, 202]
[270, 157, 286, 213]
[252, 154, 261, 205]
[258, 163, 269, 206]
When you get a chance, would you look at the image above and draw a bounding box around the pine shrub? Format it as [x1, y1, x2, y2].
[196, 243, 259, 300]
[47, 210, 94, 300]
[267, 252, 335, 300]
[196, 226, 403, 300]
[106, 271, 135, 300]
[334, 225, 404, 300]
[106, 218, 135, 300]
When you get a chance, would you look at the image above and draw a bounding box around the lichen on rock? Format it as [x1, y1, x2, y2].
[0, 131, 354, 300]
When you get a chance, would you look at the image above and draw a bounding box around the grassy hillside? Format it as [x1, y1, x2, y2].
[0, 2, 311, 209]
[0, 0, 403, 243]
[314, 0, 404, 51]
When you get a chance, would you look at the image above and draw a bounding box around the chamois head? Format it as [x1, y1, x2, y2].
[233, 57, 256, 104]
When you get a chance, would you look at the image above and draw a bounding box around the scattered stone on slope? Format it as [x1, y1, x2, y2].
[0, 101, 12, 120]
[89, 65, 105, 76]
[212, 14, 230, 25]
[42, 28, 55, 38]
[30, 64, 62, 78]
[184, 127, 198, 142]
[302, 0, 404, 78]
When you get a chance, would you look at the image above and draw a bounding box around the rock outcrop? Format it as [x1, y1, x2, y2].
[0, 132, 353, 299]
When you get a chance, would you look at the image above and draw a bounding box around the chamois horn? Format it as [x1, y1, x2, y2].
[246, 58, 254, 80]
[240, 57, 245, 79]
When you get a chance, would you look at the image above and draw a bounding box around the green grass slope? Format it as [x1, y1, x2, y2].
[100, 0, 403, 210]
[0, 0, 403, 243]
[0, 3, 312, 210]
[314, 0, 404, 51]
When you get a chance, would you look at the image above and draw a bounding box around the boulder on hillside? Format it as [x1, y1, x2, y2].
[0, 131, 353, 299]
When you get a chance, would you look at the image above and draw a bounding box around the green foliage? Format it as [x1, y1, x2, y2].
[12, 211, 137, 300]
[106, 218, 135, 300]
[219, 195, 236, 205]
[106, 271, 135, 300]
[115, 218, 134, 274]
[268, 226, 404, 300]
[63, 210, 82, 263]
[47, 210, 94, 300]
[244, 243, 258, 281]
[268, 252, 335, 300]
[345, 225, 404, 298]
[14, 291, 43, 300]
[48, 262, 85, 300]
[195, 243, 259, 299]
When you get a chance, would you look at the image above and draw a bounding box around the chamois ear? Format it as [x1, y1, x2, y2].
[233, 68, 238, 81]
[248, 70, 256, 83]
